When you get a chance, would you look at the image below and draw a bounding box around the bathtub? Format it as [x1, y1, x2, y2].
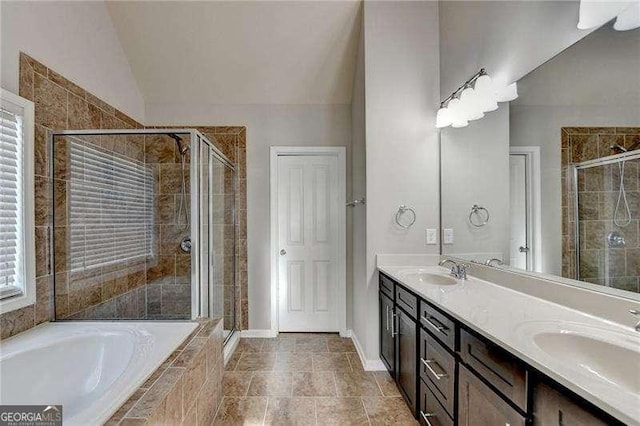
[0, 321, 198, 425]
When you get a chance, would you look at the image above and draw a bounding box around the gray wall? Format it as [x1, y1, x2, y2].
[356, 0, 441, 362]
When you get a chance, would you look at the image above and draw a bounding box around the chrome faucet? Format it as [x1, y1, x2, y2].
[438, 259, 470, 280]
[484, 258, 503, 267]
[630, 309, 640, 332]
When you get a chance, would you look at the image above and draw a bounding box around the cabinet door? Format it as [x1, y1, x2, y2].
[379, 292, 395, 376]
[396, 308, 418, 415]
[458, 365, 527, 426]
[533, 382, 609, 426]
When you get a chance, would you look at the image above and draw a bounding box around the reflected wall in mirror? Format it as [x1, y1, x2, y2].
[441, 22, 640, 297]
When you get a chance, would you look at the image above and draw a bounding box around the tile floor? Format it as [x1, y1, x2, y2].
[215, 333, 418, 425]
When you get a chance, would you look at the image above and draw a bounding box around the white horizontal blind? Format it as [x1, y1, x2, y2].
[0, 108, 23, 296]
[69, 140, 155, 272]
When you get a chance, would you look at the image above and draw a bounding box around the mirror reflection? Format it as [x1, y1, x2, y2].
[441, 23, 640, 297]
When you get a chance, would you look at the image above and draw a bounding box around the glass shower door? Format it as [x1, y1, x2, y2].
[575, 157, 640, 294]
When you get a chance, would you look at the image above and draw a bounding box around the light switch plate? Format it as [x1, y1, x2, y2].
[443, 228, 454, 245]
[426, 229, 437, 245]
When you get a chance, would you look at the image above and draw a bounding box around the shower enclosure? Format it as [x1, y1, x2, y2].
[50, 129, 237, 340]
[571, 150, 640, 294]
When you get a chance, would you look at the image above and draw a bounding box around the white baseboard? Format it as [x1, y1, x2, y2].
[240, 329, 278, 338]
[223, 330, 240, 367]
[349, 329, 386, 371]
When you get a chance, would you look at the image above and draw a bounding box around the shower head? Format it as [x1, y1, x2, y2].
[168, 133, 189, 156]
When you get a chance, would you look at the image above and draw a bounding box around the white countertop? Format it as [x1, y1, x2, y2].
[378, 265, 640, 425]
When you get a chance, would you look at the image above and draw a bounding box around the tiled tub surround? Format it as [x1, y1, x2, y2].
[561, 126, 640, 294]
[0, 321, 199, 426]
[220, 334, 418, 425]
[0, 52, 248, 338]
[378, 264, 640, 425]
[107, 317, 224, 425]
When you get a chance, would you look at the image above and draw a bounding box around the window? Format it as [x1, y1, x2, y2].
[0, 89, 35, 313]
[68, 139, 155, 272]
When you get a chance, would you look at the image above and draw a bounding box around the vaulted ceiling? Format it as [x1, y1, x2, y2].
[107, 1, 362, 106]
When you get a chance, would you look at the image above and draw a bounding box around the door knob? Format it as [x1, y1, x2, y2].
[280, 249, 287, 256]
[519, 246, 530, 253]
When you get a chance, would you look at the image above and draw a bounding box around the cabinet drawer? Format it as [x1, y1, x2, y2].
[379, 273, 395, 300]
[420, 329, 455, 416]
[396, 285, 418, 319]
[459, 364, 527, 426]
[420, 301, 456, 351]
[419, 379, 454, 426]
[460, 329, 528, 412]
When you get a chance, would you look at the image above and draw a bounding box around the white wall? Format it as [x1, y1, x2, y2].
[441, 107, 510, 262]
[439, 1, 595, 98]
[146, 103, 352, 330]
[355, 0, 440, 362]
[0, 1, 144, 122]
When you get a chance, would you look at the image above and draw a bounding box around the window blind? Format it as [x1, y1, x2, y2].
[0, 108, 23, 297]
[69, 140, 155, 272]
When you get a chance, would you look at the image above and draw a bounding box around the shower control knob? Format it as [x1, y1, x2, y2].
[280, 249, 287, 256]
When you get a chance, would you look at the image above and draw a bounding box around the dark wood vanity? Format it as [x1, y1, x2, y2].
[379, 272, 625, 426]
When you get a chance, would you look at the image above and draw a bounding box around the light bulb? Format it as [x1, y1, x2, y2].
[474, 74, 492, 94]
[459, 87, 484, 121]
[495, 82, 518, 102]
[614, 2, 640, 30]
[448, 98, 469, 128]
[436, 107, 452, 128]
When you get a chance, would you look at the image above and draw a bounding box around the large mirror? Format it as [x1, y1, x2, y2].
[440, 22, 640, 299]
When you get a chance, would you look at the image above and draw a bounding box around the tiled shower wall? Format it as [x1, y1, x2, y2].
[0, 52, 247, 339]
[561, 127, 640, 293]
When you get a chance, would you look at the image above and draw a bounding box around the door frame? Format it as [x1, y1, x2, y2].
[509, 146, 542, 272]
[270, 146, 347, 336]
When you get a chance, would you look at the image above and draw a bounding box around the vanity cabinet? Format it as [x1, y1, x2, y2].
[379, 292, 395, 375]
[533, 382, 610, 426]
[396, 308, 418, 413]
[458, 364, 527, 426]
[379, 272, 621, 426]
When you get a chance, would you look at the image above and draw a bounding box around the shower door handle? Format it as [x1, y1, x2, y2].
[519, 246, 530, 253]
[280, 249, 287, 256]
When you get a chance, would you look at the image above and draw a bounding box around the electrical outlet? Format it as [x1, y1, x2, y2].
[426, 229, 437, 245]
[443, 228, 454, 245]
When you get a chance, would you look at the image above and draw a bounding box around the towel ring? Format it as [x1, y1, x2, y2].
[469, 204, 489, 227]
[395, 205, 416, 229]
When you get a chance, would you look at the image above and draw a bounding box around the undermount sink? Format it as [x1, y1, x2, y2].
[534, 332, 640, 394]
[398, 271, 458, 286]
[515, 321, 640, 395]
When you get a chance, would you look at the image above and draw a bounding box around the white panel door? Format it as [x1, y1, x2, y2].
[509, 154, 529, 269]
[277, 154, 341, 331]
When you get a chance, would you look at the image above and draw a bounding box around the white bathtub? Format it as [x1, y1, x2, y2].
[0, 321, 198, 425]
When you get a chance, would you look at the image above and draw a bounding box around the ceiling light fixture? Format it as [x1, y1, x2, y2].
[436, 68, 517, 129]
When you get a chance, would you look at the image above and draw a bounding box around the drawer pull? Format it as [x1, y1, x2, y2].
[420, 411, 436, 426]
[422, 315, 449, 334]
[421, 358, 448, 380]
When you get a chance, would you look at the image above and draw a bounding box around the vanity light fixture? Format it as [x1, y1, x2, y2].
[436, 68, 517, 129]
[578, 0, 640, 31]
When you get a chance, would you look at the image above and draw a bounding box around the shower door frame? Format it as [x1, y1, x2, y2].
[571, 150, 640, 281]
[49, 129, 237, 329]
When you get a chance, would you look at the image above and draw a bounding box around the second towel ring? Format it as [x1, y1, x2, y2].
[395, 205, 416, 229]
[469, 204, 490, 227]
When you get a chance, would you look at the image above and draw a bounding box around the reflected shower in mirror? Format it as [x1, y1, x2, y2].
[440, 22, 640, 298]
